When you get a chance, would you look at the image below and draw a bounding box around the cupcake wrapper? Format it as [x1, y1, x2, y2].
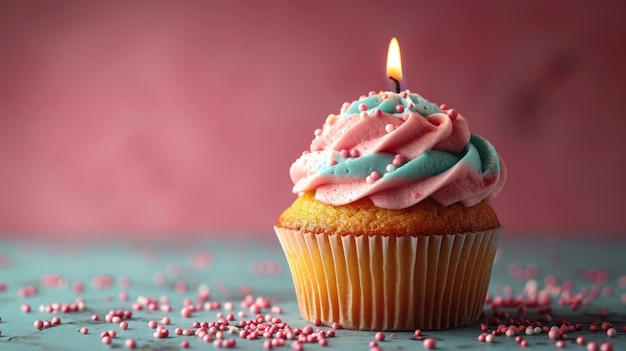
[275, 227, 500, 330]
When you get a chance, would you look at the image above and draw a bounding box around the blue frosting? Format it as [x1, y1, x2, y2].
[318, 134, 500, 181]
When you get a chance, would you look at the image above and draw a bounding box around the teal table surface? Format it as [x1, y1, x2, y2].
[0, 235, 625, 350]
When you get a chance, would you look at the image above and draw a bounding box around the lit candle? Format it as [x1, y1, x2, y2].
[386, 37, 403, 93]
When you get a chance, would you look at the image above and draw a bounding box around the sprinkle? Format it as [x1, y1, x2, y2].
[80, 327, 88, 334]
[125, 338, 136, 349]
[385, 124, 394, 133]
[607, 327, 617, 337]
[120, 321, 128, 330]
[366, 171, 380, 184]
[395, 105, 405, 113]
[180, 307, 193, 318]
[331, 322, 341, 329]
[374, 332, 385, 341]
[359, 112, 368, 119]
[414, 329, 422, 338]
[350, 149, 360, 158]
[51, 317, 61, 325]
[446, 108, 458, 120]
[386, 164, 396, 173]
[181, 340, 190, 348]
[423, 337, 437, 349]
[359, 103, 368, 112]
[601, 342, 614, 351]
[21, 304, 31, 313]
[340, 102, 350, 114]
[102, 336, 112, 344]
[148, 320, 157, 329]
[34, 320, 43, 329]
[313, 318, 322, 326]
[161, 317, 171, 325]
[374, 109, 382, 117]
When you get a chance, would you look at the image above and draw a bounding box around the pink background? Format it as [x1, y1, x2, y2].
[1, 1, 625, 238]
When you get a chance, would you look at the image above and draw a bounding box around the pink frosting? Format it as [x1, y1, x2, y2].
[290, 92, 506, 209]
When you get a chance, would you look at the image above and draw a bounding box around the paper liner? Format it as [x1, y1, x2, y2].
[275, 227, 500, 330]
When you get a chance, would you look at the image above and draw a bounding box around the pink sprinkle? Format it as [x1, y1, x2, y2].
[548, 328, 562, 340]
[51, 317, 61, 325]
[125, 339, 136, 349]
[108, 330, 117, 338]
[181, 340, 190, 349]
[374, 109, 382, 117]
[148, 320, 157, 329]
[485, 334, 495, 343]
[180, 307, 193, 318]
[120, 321, 128, 330]
[375, 332, 385, 341]
[588, 342, 599, 351]
[161, 316, 171, 325]
[359, 103, 368, 112]
[556, 340, 565, 348]
[34, 320, 43, 329]
[384, 124, 394, 133]
[577, 336, 586, 345]
[446, 109, 458, 120]
[332, 322, 341, 329]
[607, 327, 617, 337]
[91, 314, 99, 321]
[21, 304, 31, 313]
[80, 327, 88, 334]
[395, 105, 405, 113]
[313, 318, 322, 326]
[423, 337, 436, 349]
[368, 341, 378, 348]
[601, 342, 614, 351]
[102, 336, 112, 344]
[520, 339, 529, 347]
[414, 329, 422, 338]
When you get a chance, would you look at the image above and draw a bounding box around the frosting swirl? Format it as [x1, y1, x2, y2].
[290, 91, 506, 209]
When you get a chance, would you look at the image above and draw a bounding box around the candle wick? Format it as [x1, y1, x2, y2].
[388, 76, 401, 93]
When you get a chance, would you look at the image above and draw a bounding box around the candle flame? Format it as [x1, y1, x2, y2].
[386, 37, 403, 86]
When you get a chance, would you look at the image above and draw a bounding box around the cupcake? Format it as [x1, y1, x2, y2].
[275, 90, 506, 331]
